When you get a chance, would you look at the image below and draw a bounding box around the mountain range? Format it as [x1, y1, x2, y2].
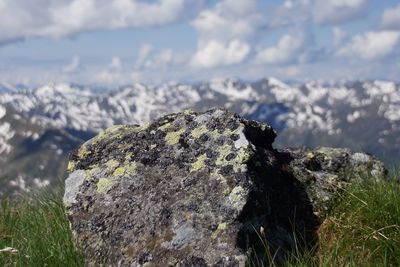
[0, 78, 399, 195]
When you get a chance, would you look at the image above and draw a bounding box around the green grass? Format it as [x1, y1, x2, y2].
[246, 171, 400, 266]
[270, 171, 400, 267]
[0, 191, 84, 267]
[1, 172, 399, 266]
[314, 171, 400, 266]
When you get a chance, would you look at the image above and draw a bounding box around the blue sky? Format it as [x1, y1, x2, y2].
[0, 0, 399, 86]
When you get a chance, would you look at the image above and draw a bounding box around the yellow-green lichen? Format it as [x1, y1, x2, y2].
[236, 147, 251, 163]
[158, 122, 172, 131]
[216, 144, 233, 166]
[165, 128, 185, 145]
[124, 152, 134, 163]
[191, 154, 207, 172]
[97, 178, 114, 193]
[138, 122, 150, 131]
[106, 125, 126, 133]
[232, 147, 252, 172]
[229, 186, 247, 209]
[92, 125, 125, 145]
[183, 109, 196, 115]
[126, 162, 137, 175]
[224, 128, 239, 135]
[85, 164, 100, 180]
[211, 171, 231, 194]
[67, 161, 76, 173]
[215, 145, 253, 173]
[106, 159, 119, 170]
[316, 148, 333, 157]
[93, 130, 107, 143]
[210, 127, 242, 139]
[150, 144, 157, 149]
[113, 167, 125, 177]
[217, 222, 228, 230]
[78, 145, 91, 158]
[130, 123, 150, 133]
[223, 187, 231, 196]
[190, 125, 209, 139]
[111, 161, 137, 177]
[210, 129, 223, 139]
[211, 222, 229, 239]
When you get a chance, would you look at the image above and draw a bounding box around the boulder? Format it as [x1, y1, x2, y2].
[278, 147, 386, 215]
[64, 108, 385, 266]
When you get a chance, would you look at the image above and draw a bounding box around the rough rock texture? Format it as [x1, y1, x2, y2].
[64, 108, 386, 266]
[279, 147, 386, 215]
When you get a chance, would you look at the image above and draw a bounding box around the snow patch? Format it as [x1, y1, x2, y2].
[0, 105, 5, 119]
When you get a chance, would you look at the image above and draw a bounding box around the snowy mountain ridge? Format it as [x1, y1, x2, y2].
[0, 77, 399, 195]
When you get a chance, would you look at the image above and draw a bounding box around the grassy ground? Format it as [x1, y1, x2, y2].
[0, 191, 84, 267]
[315, 172, 400, 266]
[0, 172, 399, 266]
[280, 171, 400, 267]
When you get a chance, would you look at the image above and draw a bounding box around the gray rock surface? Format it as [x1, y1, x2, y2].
[64, 108, 386, 266]
[278, 147, 386, 215]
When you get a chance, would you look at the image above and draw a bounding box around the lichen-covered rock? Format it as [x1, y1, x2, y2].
[279, 147, 386, 215]
[64, 108, 386, 266]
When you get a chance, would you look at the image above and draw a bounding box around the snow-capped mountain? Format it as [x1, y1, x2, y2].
[0, 78, 399, 195]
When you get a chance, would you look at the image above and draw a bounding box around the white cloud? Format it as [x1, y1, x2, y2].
[278, 65, 303, 78]
[381, 4, 400, 30]
[135, 44, 154, 69]
[91, 71, 125, 85]
[130, 71, 144, 82]
[283, 0, 295, 9]
[337, 31, 400, 60]
[109, 56, 122, 70]
[191, 39, 250, 69]
[90, 57, 125, 84]
[268, 0, 310, 29]
[255, 33, 308, 64]
[191, 0, 261, 42]
[313, 0, 367, 25]
[190, 0, 262, 68]
[135, 46, 178, 70]
[333, 27, 347, 47]
[149, 48, 174, 68]
[0, 0, 189, 43]
[62, 56, 80, 73]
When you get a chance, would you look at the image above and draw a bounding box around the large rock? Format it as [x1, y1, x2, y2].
[64, 108, 385, 266]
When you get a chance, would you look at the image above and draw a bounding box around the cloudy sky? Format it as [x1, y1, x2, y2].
[0, 0, 399, 86]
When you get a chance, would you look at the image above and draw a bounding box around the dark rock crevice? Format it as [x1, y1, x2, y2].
[237, 127, 320, 265]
